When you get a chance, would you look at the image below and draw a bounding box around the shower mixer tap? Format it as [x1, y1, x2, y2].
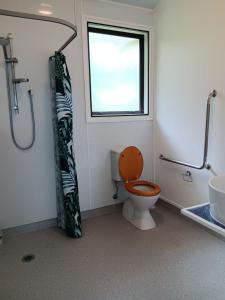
[13, 78, 29, 84]
[5, 57, 18, 63]
[12, 77, 30, 112]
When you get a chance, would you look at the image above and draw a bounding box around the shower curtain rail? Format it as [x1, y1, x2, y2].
[159, 90, 217, 170]
[0, 9, 77, 52]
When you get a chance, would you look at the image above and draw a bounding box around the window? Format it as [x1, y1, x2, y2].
[86, 22, 150, 119]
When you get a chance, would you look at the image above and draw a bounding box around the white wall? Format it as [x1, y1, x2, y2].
[155, 0, 225, 208]
[0, 0, 154, 228]
[0, 0, 76, 229]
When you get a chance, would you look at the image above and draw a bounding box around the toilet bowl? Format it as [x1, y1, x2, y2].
[119, 146, 161, 230]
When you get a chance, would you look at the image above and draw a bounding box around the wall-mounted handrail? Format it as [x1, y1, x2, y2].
[159, 90, 217, 170]
[0, 9, 77, 52]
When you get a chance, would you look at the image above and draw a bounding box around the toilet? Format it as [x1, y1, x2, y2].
[111, 146, 161, 230]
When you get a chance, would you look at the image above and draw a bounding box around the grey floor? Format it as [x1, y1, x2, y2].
[1, 203, 225, 300]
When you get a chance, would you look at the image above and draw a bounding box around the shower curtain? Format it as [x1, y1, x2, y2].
[49, 52, 82, 238]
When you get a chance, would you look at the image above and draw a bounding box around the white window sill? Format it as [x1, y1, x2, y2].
[86, 114, 153, 123]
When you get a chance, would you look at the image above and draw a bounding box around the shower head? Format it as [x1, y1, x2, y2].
[0, 37, 9, 46]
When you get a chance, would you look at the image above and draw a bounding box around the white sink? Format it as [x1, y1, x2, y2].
[209, 175, 225, 226]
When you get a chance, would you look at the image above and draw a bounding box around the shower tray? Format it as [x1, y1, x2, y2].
[181, 203, 225, 238]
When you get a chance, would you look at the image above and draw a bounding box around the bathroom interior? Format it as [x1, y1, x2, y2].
[1, 0, 225, 299]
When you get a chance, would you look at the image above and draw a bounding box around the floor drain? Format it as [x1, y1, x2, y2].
[21, 254, 35, 263]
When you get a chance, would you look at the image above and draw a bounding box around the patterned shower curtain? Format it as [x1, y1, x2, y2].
[49, 52, 82, 238]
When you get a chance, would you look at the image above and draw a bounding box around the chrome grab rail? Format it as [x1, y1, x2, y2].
[0, 9, 77, 52]
[159, 90, 217, 170]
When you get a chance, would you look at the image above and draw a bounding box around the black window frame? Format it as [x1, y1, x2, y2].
[87, 22, 149, 118]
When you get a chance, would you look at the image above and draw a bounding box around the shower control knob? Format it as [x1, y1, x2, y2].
[13, 78, 29, 84]
[5, 57, 18, 63]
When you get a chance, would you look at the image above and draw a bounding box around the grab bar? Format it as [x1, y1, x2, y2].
[159, 90, 217, 170]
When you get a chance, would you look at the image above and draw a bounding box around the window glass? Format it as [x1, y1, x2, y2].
[89, 32, 140, 113]
[87, 23, 149, 117]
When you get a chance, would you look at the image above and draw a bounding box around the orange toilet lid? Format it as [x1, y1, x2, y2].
[119, 146, 143, 182]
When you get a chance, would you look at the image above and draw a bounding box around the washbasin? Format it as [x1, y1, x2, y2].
[209, 175, 225, 226]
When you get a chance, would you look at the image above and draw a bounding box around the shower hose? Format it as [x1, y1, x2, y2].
[8, 89, 35, 150]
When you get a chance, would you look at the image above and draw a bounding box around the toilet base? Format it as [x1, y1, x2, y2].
[122, 200, 156, 230]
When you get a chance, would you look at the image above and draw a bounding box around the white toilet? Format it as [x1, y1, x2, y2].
[111, 146, 161, 230]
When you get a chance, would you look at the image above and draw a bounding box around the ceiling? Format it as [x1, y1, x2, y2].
[107, 0, 159, 9]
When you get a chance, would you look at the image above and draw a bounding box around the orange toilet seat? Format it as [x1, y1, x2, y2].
[119, 146, 161, 197]
[125, 180, 161, 197]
